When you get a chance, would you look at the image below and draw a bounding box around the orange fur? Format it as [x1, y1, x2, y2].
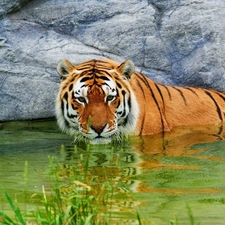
[56, 58, 225, 143]
[130, 72, 225, 135]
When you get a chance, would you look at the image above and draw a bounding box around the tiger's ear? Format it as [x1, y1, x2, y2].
[57, 59, 74, 78]
[117, 60, 135, 79]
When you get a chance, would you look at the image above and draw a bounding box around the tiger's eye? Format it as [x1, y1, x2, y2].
[106, 95, 115, 102]
[77, 97, 86, 103]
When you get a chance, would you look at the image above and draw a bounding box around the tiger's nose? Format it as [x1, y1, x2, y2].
[90, 124, 107, 135]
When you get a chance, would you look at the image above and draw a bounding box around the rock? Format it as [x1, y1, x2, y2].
[1, 0, 225, 121]
[0, 0, 31, 16]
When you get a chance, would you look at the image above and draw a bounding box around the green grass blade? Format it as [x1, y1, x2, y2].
[84, 214, 93, 225]
[137, 212, 142, 225]
[0, 210, 18, 225]
[4, 191, 26, 225]
[187, 205, 194, 225]
[170, 215, 179, 225]
[186, 204, 200, 225]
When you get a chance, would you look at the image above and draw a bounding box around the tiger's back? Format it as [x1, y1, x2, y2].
[56, 58, 225, 143]
[130, 72, 225, 135]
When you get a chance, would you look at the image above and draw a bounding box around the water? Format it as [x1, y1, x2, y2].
[1, 120, 225, 224]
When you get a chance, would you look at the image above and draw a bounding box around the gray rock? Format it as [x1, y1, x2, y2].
[0, 0, 31, 16]
[1, 0, 225, 121]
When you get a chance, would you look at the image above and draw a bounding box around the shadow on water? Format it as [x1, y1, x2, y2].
[1, 120, 225, 224]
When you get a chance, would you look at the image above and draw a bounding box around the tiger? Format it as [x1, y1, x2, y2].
[55, 58, 225, 144]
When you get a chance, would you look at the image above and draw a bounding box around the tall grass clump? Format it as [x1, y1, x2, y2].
[0, 144, 200, 225]
[0, 145, 143, 225]
[0, 153, 115, 225]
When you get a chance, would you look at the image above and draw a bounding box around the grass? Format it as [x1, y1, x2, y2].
[170, 205, 201, 225]
[0, 147, 140, 225]
[0, 145, 201, 225]
[0, 186, 104, 225]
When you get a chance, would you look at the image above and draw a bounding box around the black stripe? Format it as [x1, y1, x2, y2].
[122, 116, 128, 126]
[154, 84, 169, 142]
[80, 76, 92, 83]
[128, 95, 131, 109]
[103, 71, 117, 76]
[136, 73, 165, 132]
[121, 90, 127, 117]
[116, 81, 122, 89]
[204, 90, 223, 121]
[61, 100, 64, 116]
[172, 87, 187, 105]
[69, 83, 73, 92]
[154, 83, 165, 113]
[67, 112, 77, 118]
[211, 90, 225, 102]
[72, 104, 78, 110]
[135, 76, 146, 135]
[61, 101, 69, 127]
[65, 119, 70, 127]
[159, 84, 172, 100]
[134, 74, 146, 96]
[79, 71, 92, 77]
[217, 125, 224, 137]
[67, 113, 77, 119]
[119, 95, 132, 126]
[63, 92, 68, 100]
[101, 82, 111, 88]
[183, 87, 199, 97]
[97, 70, 116, 77]
[95, 75, 110, 81]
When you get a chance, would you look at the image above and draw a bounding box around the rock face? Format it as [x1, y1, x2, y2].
[1, 0, 225, 121]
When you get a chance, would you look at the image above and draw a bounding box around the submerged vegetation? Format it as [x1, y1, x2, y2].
[0, 146, 142, 225]
[0, 145, 201, 225]
[3, 121, 225, 224]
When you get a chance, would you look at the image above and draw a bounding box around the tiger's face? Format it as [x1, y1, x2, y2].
[56, 59, 139, 144]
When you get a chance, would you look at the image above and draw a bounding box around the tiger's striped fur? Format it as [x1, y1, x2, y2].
[56, 58, 225, 144]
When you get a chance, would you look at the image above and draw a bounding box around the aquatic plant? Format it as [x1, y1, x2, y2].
[0, 145, 202, 225]
[0, 152, 140, 225]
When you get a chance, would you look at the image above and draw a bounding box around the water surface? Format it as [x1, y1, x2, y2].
[1, 120, 225, 224]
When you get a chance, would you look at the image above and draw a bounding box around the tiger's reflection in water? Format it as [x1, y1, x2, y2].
[58, 124, 225, 222]
[58, 142, 142, 222]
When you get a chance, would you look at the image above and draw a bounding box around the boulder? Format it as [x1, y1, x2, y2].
[0, 0, 31, 16]
[1, 0, 225, 121]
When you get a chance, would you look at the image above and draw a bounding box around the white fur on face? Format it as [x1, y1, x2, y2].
[56, 74, 139, 144]
[102, 79, 117, 101]
[73, 78, 89, 104]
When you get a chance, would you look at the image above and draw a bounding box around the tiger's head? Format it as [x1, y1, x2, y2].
[56, 58, 139, 144]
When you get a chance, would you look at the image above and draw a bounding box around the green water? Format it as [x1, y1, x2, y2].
[1, 120, 225, 224]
